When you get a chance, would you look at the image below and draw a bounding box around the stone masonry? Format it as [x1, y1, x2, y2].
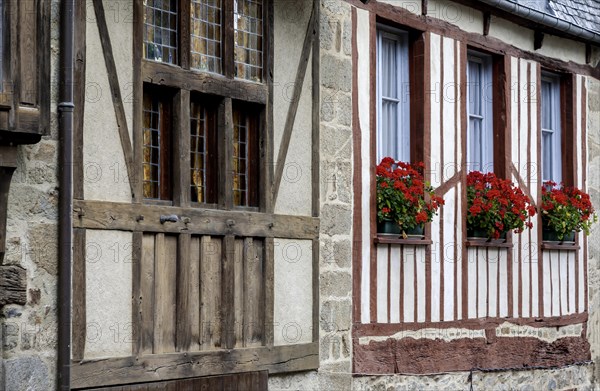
[1, 0, 61, 389]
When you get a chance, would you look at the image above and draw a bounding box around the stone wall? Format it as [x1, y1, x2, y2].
[587, 76, 600, 385]
[1, 0, 61, 389]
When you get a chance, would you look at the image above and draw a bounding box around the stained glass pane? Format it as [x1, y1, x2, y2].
[191, 0, 222, 74]
[143, 0, 178, 64]
[143, 94, 161, 199]
[234, 0, 263, 81]
[190, 101, 208, 202]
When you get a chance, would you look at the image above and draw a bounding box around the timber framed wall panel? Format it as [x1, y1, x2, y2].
[74, 0, 320, 387]
[350, 2, 591, 375]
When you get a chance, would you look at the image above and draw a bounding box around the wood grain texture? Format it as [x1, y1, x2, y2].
[140, 234, 155, 355]
[153, 234, 177, 353]
[142, 61, 267, 104]
[73, 200, 319, 239]
[72, 228, 87, 361]
[175, 233, 192, 351]
[353, 335, 590, 374]
[221, 235, 236, 350]
[71, 344, 317, 389]
[243, 238, 264, 347]
[200, 236, 222, 350]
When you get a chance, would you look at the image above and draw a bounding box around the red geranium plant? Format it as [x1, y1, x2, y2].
[541, 181, 597, 240]
[467, 171, 536, 239]
[376, 157, 444, 233]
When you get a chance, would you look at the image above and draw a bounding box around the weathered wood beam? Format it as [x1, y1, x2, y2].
[534, 30, 544, 50]
[272, 6, 317, 203]
[71, 343, 319, 389]
[142, 61, 268, 104]
[0, 146, 17, 263]
[92, 0, 136, 198]
[483, 11, 491, 36]
[72, 199, 319, 240]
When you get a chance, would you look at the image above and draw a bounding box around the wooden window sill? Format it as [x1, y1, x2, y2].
[374, 235, 432, 245]
[541, 242, 580, 251]
[465, 238, 513, 248]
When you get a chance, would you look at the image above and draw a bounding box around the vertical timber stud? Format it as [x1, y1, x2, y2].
[264, 237, 275, 347]
[71, 228, 86, 361]
[311, 0, 320, 345]
[265, 0, 274, 214]
[174, 89, 191, 207]
[133, 0, 144, 203]
[131, 231, 143, 356]
[351, 6, 362, 323]
[220, 98, 234, 209]
[222, 235, 236, 350]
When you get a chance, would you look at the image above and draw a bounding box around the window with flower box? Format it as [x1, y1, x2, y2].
[375, 24, 426, 165]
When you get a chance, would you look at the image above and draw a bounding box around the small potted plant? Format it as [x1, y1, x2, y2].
[541, 181, 597, 242]
[376, 157, 444, 238]
[467, 171, 536, 240]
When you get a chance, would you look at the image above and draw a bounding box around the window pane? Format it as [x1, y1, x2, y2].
[232, 105, 259, 207]
[190, 98, 218, 203]
[542, 131, 552, 181]
[468, 61, 482, 116]
[541, 80, 552, 130]
[144, 0, 178, 64]
[143, 93, 161, 199]
[234, 0, 263, 81]
[469, 118, 482, 172]
[467, 53, 492, 173]
[143, 88, 172, 200]
[381, 38, 397, 99]
[191, 0, 222, 74]
[376, 29, 410, 163]
[381, 99, 398, 158]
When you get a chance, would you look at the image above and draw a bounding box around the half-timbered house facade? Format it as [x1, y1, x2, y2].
[1, 0, 600, 390]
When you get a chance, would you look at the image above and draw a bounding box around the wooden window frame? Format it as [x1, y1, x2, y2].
[466, 50, 494, 174]
[372, 20, 428, 244]
[540, 71, 563, 183]
[135, 0, 271, 211]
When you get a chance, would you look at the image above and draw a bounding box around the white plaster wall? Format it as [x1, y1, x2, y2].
[537, 34, 586, 65]
[273, 0, 313, 216]
[428, 0, 482, 34]
[83, 0, 133, 202]
[273, 239, 313, 345]
[488, 16, 534, 53]
[84, 230, 133, 359]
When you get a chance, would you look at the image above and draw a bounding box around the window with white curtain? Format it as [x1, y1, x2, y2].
[376, 27, 410, 163]
[541, 73, 562, 183]
[467, 51, 493, 173]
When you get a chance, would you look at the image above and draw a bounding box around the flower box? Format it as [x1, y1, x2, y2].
[541, 181, 597, 242]
[376, 158, 443, 236]
[466, 171, 536, 240]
